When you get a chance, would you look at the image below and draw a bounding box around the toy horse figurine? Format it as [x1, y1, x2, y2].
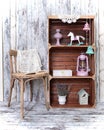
[67, 32, 85, 46]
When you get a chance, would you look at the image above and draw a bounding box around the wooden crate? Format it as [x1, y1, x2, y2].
[48, 16, 94, 46]
[49, 47, 95, 76]
[50, 78, 95, 108]
[48, 15, 96, 108]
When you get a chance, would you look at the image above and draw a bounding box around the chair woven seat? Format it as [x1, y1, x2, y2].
[12, 71, 48, 79]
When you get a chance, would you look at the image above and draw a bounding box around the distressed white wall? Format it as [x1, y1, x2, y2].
[1, 0, 104, 103]
[99, 0, 104, 102]
[0, 2, 4, 101]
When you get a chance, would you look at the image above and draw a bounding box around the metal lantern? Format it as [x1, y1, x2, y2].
[76, 53, 89, 76]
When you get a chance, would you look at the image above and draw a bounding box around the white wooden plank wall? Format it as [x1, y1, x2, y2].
[0, 1, 4, 101]
[99, 0, 104, 102]
[2, 0, 11, 101]
[2, 0, 104, 103]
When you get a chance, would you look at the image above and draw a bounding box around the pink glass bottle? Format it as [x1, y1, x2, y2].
[54, 29, 62, 46]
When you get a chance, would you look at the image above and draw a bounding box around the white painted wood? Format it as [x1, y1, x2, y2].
[71, 0, 81, 15]
[0, 4, 3, 101]
[10, 0, 18, 102]
[10, 0, 16, 49]
[26, 0, 32, 49]
[94, 0, 99, 102]
[31, 0, 39, 49]
[0, 101, 104, 129]
[99, 0, 104, 102]
[2, 0, 11, 101]
[1, 0, 101, 104]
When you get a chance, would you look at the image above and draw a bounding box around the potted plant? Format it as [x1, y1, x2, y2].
[56, 83, 71, 105]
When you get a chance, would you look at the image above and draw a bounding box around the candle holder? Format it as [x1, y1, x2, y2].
[54, 29, 62, 46]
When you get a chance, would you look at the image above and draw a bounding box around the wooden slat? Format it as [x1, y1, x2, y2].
[49, 18, 94, 45]
[10, 0, 16, 49]
[48, 15, 95, 19]
[49, 71, 95, 107]
[9, 50, 17, 56]
[10, 0, 17, 101]
[49, 46, 95, 76]
[2, 0, 11, 101]
[1, 0, 99, 104]
[0, 6, 3, 101]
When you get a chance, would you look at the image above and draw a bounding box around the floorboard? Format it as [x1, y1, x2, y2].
[0, 101, 104, 130]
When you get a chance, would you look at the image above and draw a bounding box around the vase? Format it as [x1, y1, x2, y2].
[58, 95, 66, 105]
[54, 29, 62, 46]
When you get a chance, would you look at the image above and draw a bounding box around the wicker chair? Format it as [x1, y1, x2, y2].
[8, 50, 49, 119]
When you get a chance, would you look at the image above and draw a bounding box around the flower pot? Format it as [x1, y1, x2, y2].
[58, 95, 66, 105]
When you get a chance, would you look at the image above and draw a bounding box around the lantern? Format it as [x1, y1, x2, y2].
[76, 53, 89, 76]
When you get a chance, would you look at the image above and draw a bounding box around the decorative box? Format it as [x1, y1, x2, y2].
[53, 70, 72, 76]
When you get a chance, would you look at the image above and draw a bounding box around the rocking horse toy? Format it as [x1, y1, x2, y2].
[67, 32, 85, 46]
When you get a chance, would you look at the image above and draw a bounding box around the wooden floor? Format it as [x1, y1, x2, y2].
[0, 101, 104, 130]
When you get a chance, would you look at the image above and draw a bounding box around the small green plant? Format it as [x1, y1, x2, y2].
[56, 83, 71, 96]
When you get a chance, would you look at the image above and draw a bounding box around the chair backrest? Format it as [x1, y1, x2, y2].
[16, 49, 42, 74]
[9, 50, 17, 74]
[9, 49, 42, 74]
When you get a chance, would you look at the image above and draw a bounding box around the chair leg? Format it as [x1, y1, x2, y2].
[20, 79, 24, 119]
[8, 78, 15, 107]
[43, 77, 50, 110]
[29, 80, 33, 101]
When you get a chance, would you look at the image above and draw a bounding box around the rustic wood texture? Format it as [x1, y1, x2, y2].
[0, 4, 3, 101]
[48, 17, 94, 45]
[8, 50, 49, 118]
[99, 0, 104, 102]
[1, 0, 104, 129]
[48, 16, 95, 108]
[3, 0, 11, 101]
[1, 0, 101, 104]
[0, 101, 104, 130]
[50, 78, 95, 108]
[49, 47, 95, 76]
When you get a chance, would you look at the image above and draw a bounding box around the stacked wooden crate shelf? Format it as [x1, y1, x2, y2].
[48, 15, 96, 108]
